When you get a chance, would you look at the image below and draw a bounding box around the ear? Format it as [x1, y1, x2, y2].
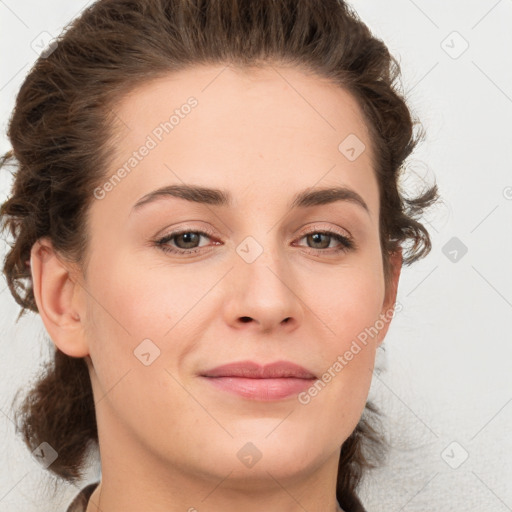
[376, 247, 403, 346]
[30, 237, 89, 358]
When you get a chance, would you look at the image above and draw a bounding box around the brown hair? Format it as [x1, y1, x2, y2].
[0, 0, 438, 508]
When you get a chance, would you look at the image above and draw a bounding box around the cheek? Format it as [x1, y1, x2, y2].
[296, 275, 381, 446]
[319, 260, 385, 345]
[86, 252, 178, 340]
[301, 261, 384, 408]
[82, 253, 160, 387]
[83, 249, 214, 393]
[82, 256, 195, 447]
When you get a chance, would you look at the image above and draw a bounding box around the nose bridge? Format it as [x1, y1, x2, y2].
[223, 229, 303, 331]
[237, 231, 289, 297]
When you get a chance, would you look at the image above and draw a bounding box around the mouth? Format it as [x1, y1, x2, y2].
[200, 360, 317, 401]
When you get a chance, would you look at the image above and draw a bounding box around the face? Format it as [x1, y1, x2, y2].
[40, 64, 401, 491]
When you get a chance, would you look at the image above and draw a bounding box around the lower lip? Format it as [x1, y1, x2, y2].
[201, 376, 315, 401]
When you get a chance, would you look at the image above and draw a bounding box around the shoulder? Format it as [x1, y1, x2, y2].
[66, 482, 100, 512]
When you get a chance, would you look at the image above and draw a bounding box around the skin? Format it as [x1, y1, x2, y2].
[30, 64, 401, 512]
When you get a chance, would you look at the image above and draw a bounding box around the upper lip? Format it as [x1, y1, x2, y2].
[201, 360, 317, 379]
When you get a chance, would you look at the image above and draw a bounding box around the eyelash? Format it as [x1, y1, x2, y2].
[154, 226, 355, 256]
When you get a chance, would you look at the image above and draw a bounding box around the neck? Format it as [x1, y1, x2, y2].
[85, 424, 343, 512]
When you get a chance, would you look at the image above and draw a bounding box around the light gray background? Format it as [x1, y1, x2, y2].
[1, 1, 511, 511]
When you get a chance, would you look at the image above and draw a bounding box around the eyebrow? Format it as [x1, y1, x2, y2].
[131, 184, 370, 215]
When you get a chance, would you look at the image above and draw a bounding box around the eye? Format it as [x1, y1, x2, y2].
[155, 229, 218, 255]
[295, 229, 354, 254]
[154, 226, 355, 256]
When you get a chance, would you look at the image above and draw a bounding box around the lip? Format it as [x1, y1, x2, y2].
[200, 360, 317, 401]
[201, 360, 317, 379]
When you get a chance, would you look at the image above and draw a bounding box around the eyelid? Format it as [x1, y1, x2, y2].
[296, 222, 352, 240]
[154, 222, 355, 255]
[156, 223, 217, 241]
[294, 224, 356, 252]
[157, 222, 351, 241]
[153, 225, 219, 255]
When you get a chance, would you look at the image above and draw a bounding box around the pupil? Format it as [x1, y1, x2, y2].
[310, 233, 328, 249]
[180, 232, 198, 247]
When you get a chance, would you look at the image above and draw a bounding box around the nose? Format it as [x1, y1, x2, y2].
[221, 242, 304, 334]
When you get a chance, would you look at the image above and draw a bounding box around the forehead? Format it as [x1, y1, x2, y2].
[103, 63, 378, 215]
[114, 64, 371, 136]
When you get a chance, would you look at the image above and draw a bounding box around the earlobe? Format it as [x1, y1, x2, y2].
[30, 237, 89, 358]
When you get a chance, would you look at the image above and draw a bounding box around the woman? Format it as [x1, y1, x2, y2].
[0, 0, 438, 510]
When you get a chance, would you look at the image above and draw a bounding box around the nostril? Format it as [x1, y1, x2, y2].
[240, 316, 252, 323]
